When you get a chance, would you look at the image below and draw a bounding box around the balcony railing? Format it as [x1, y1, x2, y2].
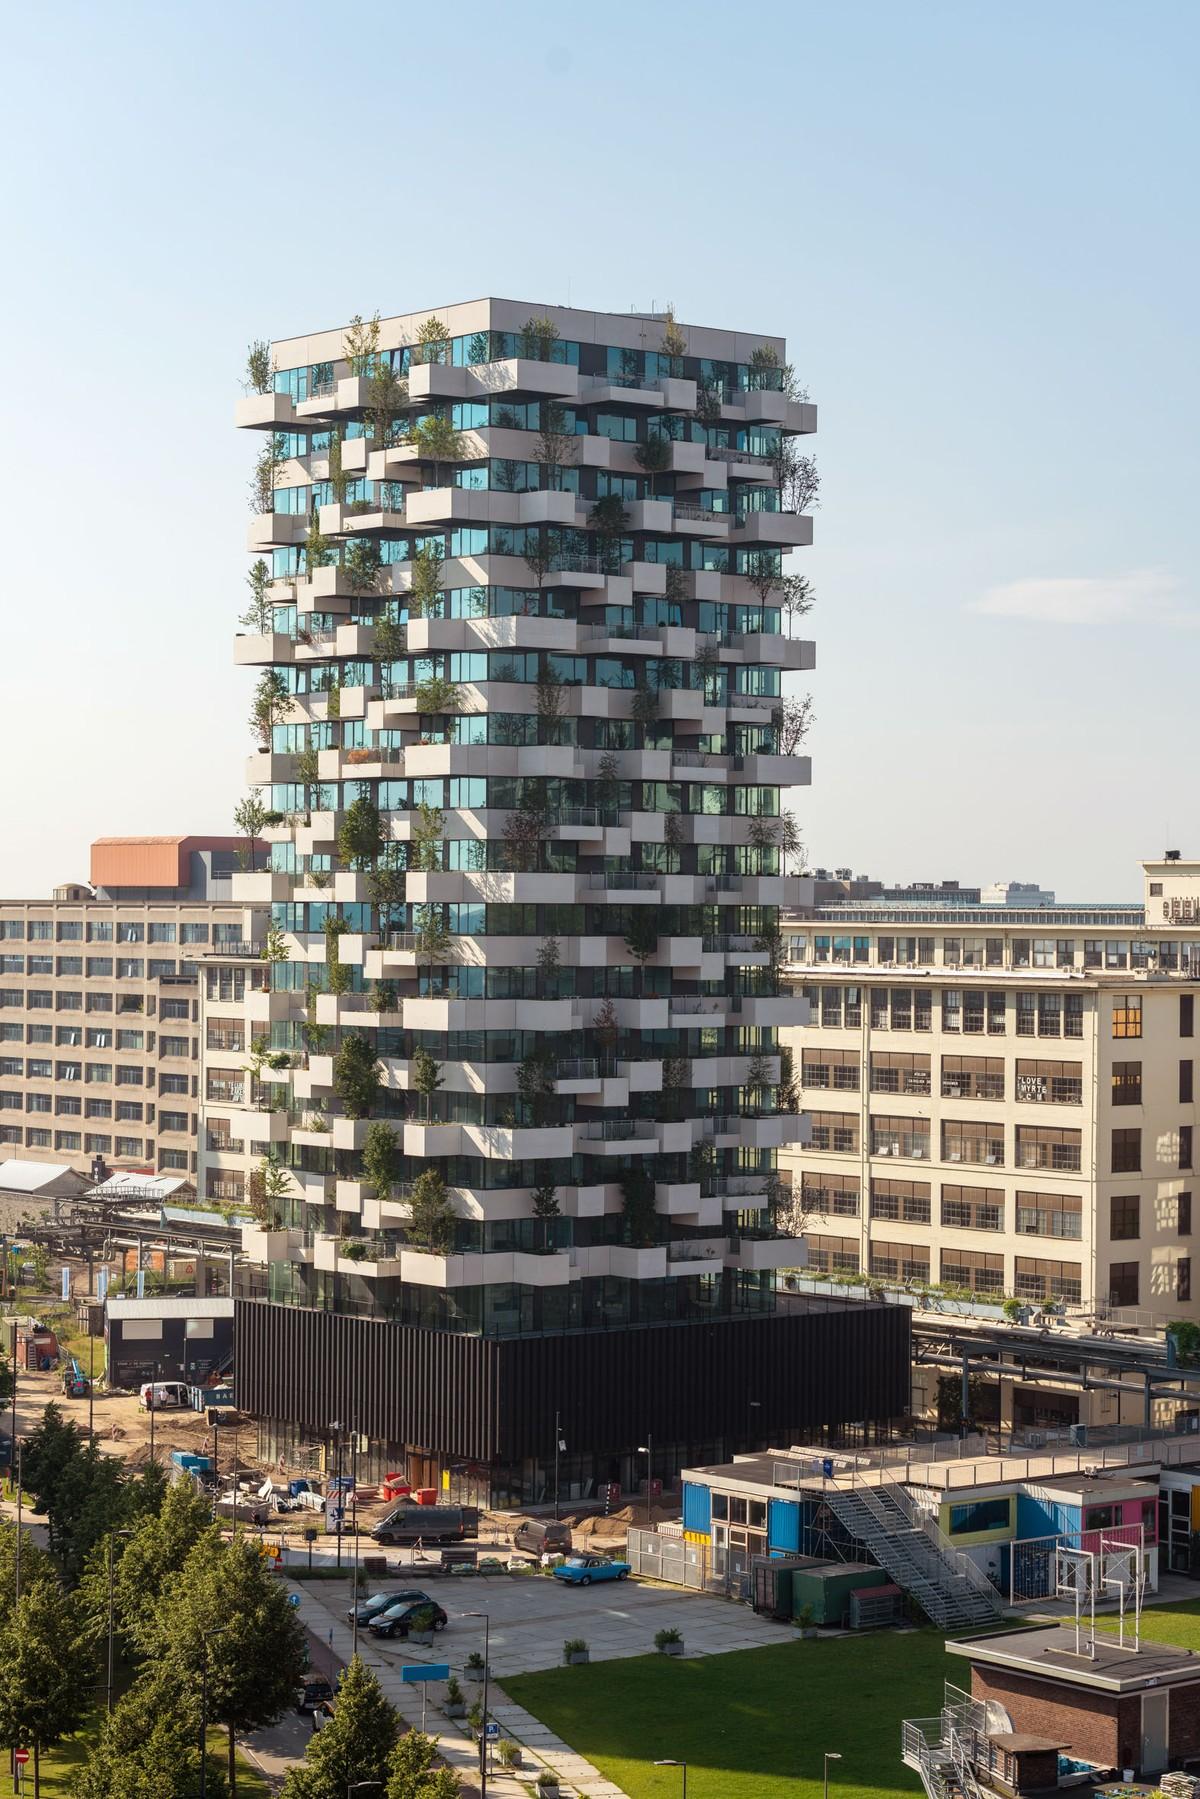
[674, 504, 729, 524]
[670, 996, 728, 1015]
[550, 552, 606, 574]
[555, 1058, 606, 1081]
[549, 806, 600, 827]
[706, 445, 773, 465]
[584, 871, 660, 890]
[578, 1119, 658, 1141]
[703, 934, 761, 953]
[205, 1135, 244, 1155]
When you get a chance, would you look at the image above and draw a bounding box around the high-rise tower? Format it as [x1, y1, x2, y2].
[209, 299, 908, 1501]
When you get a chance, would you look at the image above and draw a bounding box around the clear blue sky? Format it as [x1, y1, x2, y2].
[3, 1, 1196, 900]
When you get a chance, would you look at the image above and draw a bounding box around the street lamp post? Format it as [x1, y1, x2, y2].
[149, 1359, 159, 1464]
[460, 1611, 491, 1798]
[330, 1420, 345, 1572]
[824, 1749, 842, 1799]
[654, 1758, 687, 1796]
[637, 1435, 653, 1524]
[553, 1411, 565, 1523]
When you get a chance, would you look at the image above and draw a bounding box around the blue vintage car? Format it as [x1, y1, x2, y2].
[552, 1553, 632, 1586]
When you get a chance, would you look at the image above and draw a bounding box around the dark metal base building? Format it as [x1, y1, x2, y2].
[236, 1294, 910, 1506]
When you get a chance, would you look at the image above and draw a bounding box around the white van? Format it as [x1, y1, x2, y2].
[139, 1379, 190, 1411]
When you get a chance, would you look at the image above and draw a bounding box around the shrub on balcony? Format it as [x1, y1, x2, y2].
[333, 1032, 381, 1120]
[362, 1122, 398, 1198]
[407, 1168, 455, 1255]
[244, 340, 273, 395]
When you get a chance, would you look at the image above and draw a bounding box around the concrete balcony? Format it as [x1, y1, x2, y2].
[399, 1246, 574, 1288]
[733, 995, 810, 1027]
[737, 753, 811, 786]
[618, 1058, 663, 1094]
[667, 1239, 727, 1276]
[244, 1108, 292, 1149]
[655, 1180, 702, 1215]
[330, 1115, 370, 1151]
[245, 988, 295, 1023]
[725, 1236, 809, 1273]
[234, 631, 292, 667]
[233, 871, 294, 903]
[461, 1123, 576, 1161]
[729, 510, 814, 550]
[574, 1119, 660, 1155]
[406, 362, 474, 403]
[739, 1113, 811, 1150]
[313, 1234, 404, 1279]
[668, 996, 732, 1028]
[240, 1226, 308, 1266]
[319, 497, 407, 537]
[477, 357, 581, 401]
[552, 1057, 608, 1095]
[402, 996, 578, 1034]
[570, 1244, 668, 1280]
[295, 374, 372, 421]
[235, 392, 298, 431]
[406, 870, 578, 905]
[247, 512, 307, 551]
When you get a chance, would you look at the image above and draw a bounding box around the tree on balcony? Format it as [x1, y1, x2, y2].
[778, 1046, 799, 1115]
[261, 923, 290, 964]
[778, 810, 804, 876]
[304, 511, 333, 571]
[502, 784, 548, 874]
[522, 526, 558, 598]
[688, 1139, 716, 1196]
[362, 1122, 398, 1198]
[663, 809, 683, 873]
[694, 379, 722, 428]
[592, 996, 619, 1061]
[660, 306, 687, 379]
[661, 1056, 692, 1123]
[691, 638, 721, 702]
[413, 414, 462, 486]
[413, 903, 450, 994]
[535, 400, 577, 492]
[366, 856, 406, 942]
[408, 542, 444, 618]
[410, 803, 445, 873]
[619, 1168, 657, 1247]
[327, 429, 349, 504]
[536, 935, 560, 999]
[407, 1169, 455, 1255]
[535, 660, 566, 746]
[594, 752, 622, 825]
[250, 670, 289, 749]
[410, 1046, 443, 1122]
[748, 815, 778, 875]
[517, 1048, 556, 1127]
[346, 538, 383, 597]
[343, 312, 381, 376]
[369, 980, 398, 1016]
[244, 339, 273, 395]
[754, 919, 786, 994]
[520, 315, 559, 361]
[251, 1150, 292, 1227]
[366, 361, 409, 448]
[587, 495, 629, 575]
[531, 1181, 560, 1252]
[304, 986, 329, 1057]
[372, 610, 406, 662]
[233, 792, 266, 872]
[631, 681, 660, 735]
[771, 439, 820, 516]
[240, 559, 273, 633]
[772, 694, 816, 756]
[294, 741, 321, 824]
[333, 1033, 381, 1120]
[339, 795, 385, 871]
[250, 435, 287, 514]
[635, 430, 671, 499]
[623, 909, 659, 983]
[413, 315, 450, 366]
[323, 916, 351, 996]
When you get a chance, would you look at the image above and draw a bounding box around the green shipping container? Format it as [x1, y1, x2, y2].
[790, 1562, 882, 1626]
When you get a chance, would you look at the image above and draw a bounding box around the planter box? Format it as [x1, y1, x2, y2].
[565, 1651, 589, 1665]
[409, 1630, 434, 1646]
[657, 1642, 685, 1656]
[444, 1702, 466, 1719]
[465, 1666, 489, 1682]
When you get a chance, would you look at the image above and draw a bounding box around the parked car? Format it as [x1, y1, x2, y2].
[512, 1519, 572, 1559]
[368, 1600, 448, 1640]
[552, 1554, 631, 1587]
[370, 1503, 478, 1546]
[295, 1678, 335, 1714]
[346, 1588, 431, 1626]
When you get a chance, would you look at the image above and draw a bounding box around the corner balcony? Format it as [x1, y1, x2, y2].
[732, 994, 809, 1028]
[667, 1239, 728, 1275]
[318, 496, 407, 536]
[234, 630, 293, 667]
[574, 1118, 660, 1155]
[461, 1123, 576, 1161]
[402, 996, 579, 1033]
[572, 1245, 668, 1280]
[725, 1236, 809, 1273]
[552, 1057, 610, 1095]
[729, 510, 814, 550]
[668, 994, 732, 1028]
[476, 357, 582, 402]
[313, 1233, 404, 1279]
[295, 374, 373, 421]
[240, 1225, 306, 1266]
[247, 512, 307, 551]
[235, 392, 298, 431]
[398, 1246, 574, 1288]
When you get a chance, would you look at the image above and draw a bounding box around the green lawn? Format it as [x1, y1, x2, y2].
[1097, 1594, 1200, 1649]
[502, 1631, 952, 1799]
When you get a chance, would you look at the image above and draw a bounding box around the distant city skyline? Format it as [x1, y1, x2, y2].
[2, 0, 1196, 899]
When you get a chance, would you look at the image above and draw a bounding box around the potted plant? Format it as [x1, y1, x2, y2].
[466, 1699, 484, 1739]
[497, 1739, 523, 1769]
[408, 1603, 436, 1645]
[443, 1675, 466, 1719]
[536, 1772, 561, 1796]
[464, 1650, 487, 1682]
[796, 1603, 818, 1640]
[563, 1637, 590, 1666]
[654, 1627, 684, 1657]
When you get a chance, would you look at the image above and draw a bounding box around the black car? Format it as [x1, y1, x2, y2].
[295, 1678, 334, 1714]
[368, 1600, 448, 1640]
[346, 1588, 431, 1627]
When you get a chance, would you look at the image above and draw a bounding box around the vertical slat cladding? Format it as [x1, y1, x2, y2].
[236, 1302, 910, 1463]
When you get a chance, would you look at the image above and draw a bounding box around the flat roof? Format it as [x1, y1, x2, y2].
[1030, 1475, 1157, 1498]
[106, 1297, 234, 1321]
[949, 1625, 1200, 1693]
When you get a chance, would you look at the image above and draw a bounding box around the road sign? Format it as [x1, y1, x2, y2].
[402, 1664, 450, 1683]
[485, 1721, 500, 1741]
[14, 1749, 29, 1765]
[288, 1593, 302, 1609]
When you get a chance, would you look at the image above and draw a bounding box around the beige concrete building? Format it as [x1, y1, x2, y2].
[781, 855, 1200, 1324]
[0, 838, 254, 1181]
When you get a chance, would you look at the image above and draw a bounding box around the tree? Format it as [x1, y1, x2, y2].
[536, 659, 566, 745]
[407, 1169, 456, 1255]
[594, 750, 621, 822]
[333, 1034, 381, 1120]
[502, 788, 546, 874]
[536, 935, 560, 998]
[519, 315, 559, 361]
[408, 541, 444, 618]
[777, 1045, 799, 1116]
[19, 1403, 84, 1554]
[279, 1658, 400, 1799]
[592, 996, 619, 1060]
[366, 860, 406, 940]
[109, 1480, 218, 1652]
[534, 400, 577, 492]
[373, 612, 407, 661]
[692, 637, 720, 701]
[663, 808, 684, 868]
[773, 441, 820, 516]
[250, 1149, 292, 1227]
[343, 312, 381, 376]
[366, 361, 409, 448]
[250, 669, 289, 748]
[249, 436, 286, 514]
[410, 803, 445, 873]
[619, 1168, 657, 1247]
[414, 414, 462, 485]
[73, 1662, 228, 1799]
[530, 1182, 560, 1253]
[233, 793, 266, 874]
[773, 694, 816, 756]
[327, 428, 349, 504]
[0, 1577, 95, 1796]
[361, 1122, 398, 1198]
[778, 572, 816, 637]
[660, 305, 687, 375]
[323, 914, 350, 995]
[0, 1519, 52, 1619]
[635, 430, 671, 498]
[517, 1047, 555, 1127]
[387, 1730, 461, 1798]
[661, 1055, 692, 1122]
[410, 1045, 443, 1122]
[149, 1532, 305, 1796]
[414, 903, 450, 993]
[778, 811, 804, 876]
[345, 536, 383, 595]
[587, 494, 629, 574]
[631, 681, 660, 734]
[294, 740, 322, 823]
[694, 378, 722, 427]
[304, 510, 333, 571]
[414, 674, 460, 714]
[240, 559, 273, 633]
[414, 315, 450, 365]
[754, 919, 786, 993]
[339, 793, 385, 870]
[522, 526, 559, 596]
[244, 341, 272, 396]
[624, 909, 659, 975]
[52, 1442, 133, 1584]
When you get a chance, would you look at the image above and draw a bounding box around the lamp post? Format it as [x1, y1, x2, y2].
[149, 1358, 160, 1464]
[637, 1435, 653, 1524]
[554, 1411, 565, 1523]
[654, 1758, 687, 1796]
[824, 1749, 842, 1799]
[330, 1420, 345, 1572]
[198, 1627, 229, 1799]
[460, 1611, 490, 1797]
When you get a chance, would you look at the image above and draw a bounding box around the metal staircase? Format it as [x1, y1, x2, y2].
[822, 1469, 1003, 1630]
[903, 1687, 992, 1799]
